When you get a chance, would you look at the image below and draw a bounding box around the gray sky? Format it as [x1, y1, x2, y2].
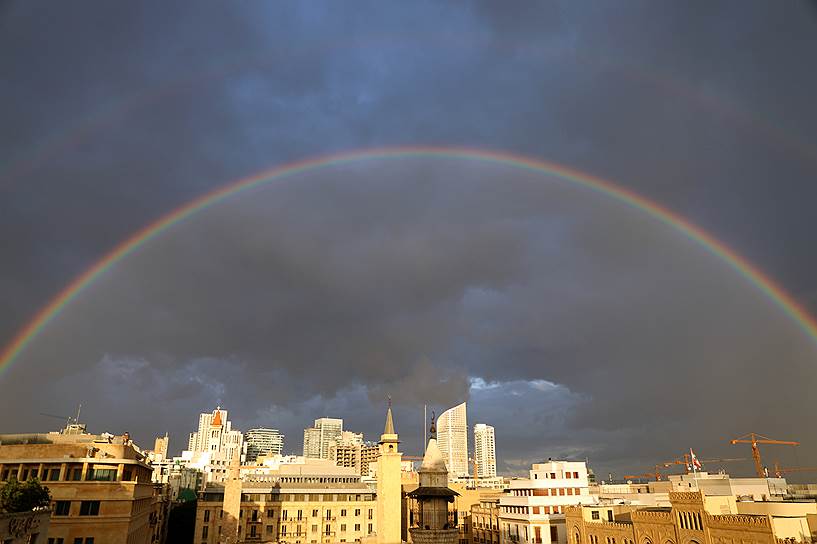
[2, 1, 817, 479]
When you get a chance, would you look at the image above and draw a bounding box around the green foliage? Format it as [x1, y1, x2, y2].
[0, 478, 51, 513]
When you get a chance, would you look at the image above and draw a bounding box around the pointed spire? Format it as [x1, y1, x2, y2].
[429, 410, 436, 439]
[384, 396, 395, 435]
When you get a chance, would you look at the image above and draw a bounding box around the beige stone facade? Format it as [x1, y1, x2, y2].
[565, 492, 781, 544]
[195, 480, 377, 543]
[0, 433, 166, 544]
[470, 499, 500, 544]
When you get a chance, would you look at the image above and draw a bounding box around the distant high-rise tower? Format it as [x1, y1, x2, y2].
[245, 428, 284, 462]
[302, 417, 343, 459]
[437, 402, 469, 477]
[154, 433, 169, 459]
[473, 424, 497, 478]
[187, 407, 244, 462]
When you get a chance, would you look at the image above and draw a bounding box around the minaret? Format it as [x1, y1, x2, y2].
[221, 446, 242, 544]
[408, 415, 459, 544]
[376, 398, 402, 544]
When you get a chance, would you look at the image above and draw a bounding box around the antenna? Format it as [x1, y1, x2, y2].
[423, 404, 427, 455]
[75, 404, 82, 425]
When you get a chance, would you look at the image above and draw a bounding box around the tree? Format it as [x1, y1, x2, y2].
[0, 478, 51, 513]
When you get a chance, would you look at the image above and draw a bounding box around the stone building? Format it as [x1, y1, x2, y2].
[0, 430, 166, 544]
[470, 499, 500, 544]
[195, 456, 377, 544]
[0, 509, 51, 544]
[565, 491, 780, 544]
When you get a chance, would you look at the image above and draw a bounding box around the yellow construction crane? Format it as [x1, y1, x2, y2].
[730, 433, 799, 478]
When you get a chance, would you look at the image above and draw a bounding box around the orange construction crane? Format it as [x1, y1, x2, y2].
[772, 462, 817, 479]
[624, 464, 667, 481]
[662, 455, 746, 474]
[730, 433, 799, 478]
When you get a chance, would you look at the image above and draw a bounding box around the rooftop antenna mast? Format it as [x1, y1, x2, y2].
[423, 404, 427, 454]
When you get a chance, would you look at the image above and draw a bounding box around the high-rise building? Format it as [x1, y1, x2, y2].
[183, 407, 245, 484]
[302, 417, 343, 459]
[437, 402, 469, 477]
[153, 433, 169, 459]
[474, 424, 497, 478]
[244, 428, 284, 462]
[187, 407, 244, 461]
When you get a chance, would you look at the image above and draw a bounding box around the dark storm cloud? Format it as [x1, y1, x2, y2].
[2, 1, 817, 478]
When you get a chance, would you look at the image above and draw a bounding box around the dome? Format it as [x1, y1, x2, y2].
[420, 438, 448, 473]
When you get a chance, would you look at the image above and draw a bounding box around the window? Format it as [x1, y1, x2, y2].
[55, 501, 71, 516]
[267, 526, 274, 535]
[47, 539, 65, 544]
[607, 510, 613, 522]
[326, 510, 332, 520]
[267, 509, 274, 518]
[367, 509, 372, 520]
[573, 471, 579, 478]
[283, 510, 288, 521]
[591, 511, 600, 520]
[354, 508, 360, 516]
[313, 509, 319, 517]
[367, 524, 372, 534]
[71, 468, 82, 481]
[202, 527, 208, 538]
[79, 501, 100, 516]
[341, 524, 346, 532]
[47, 468, 61, 481]
[282, 527, 287, 536]
[341, 509, 347, 517]
[325, 526, 331, 535]
[312, 525, 318, 532]
[355, 524, 360, 531]
[551, 527, 559, 543]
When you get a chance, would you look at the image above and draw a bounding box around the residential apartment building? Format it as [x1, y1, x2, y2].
[499, 460, 591, 544]
[303, 418, 344, 460]
[474, 424, 497, 479]
[195, 458, 377, 543]
[0, 430, 166, 544]
[330, 442, 379, 477]
[245, 428, 285, 463]
[438, 403, 469, 478]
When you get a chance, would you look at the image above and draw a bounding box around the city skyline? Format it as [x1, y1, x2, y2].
[2, 2, 817, 484]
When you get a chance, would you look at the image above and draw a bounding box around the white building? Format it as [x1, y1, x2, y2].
[302, 417, 343, 459]
[182, 407, 245, 483]
[474, 423, 497, 478]
[500, 460, 593, 544]
[245, 428, 284, 462]
[437, 402, 469, 477]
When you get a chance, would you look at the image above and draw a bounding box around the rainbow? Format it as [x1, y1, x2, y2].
[2, 146, 816, 376]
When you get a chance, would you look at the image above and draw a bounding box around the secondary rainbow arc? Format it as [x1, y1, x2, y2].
[2, 146, 816, 377]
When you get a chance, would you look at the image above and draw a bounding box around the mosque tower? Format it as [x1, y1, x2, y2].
[408, 412, 459, 544]
[376, 398, 403, 544]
